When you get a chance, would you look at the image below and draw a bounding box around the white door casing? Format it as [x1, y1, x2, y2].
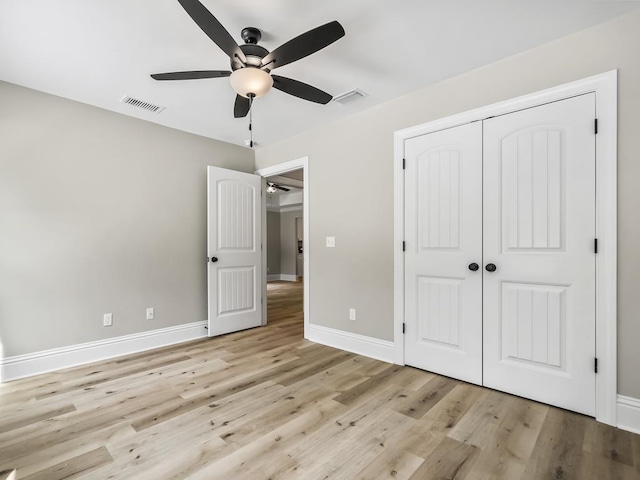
[482, 94, 596, 415]
[207, 166, 263, 336]
[404, 122, 483, 385]
[255, 156, 310, 338]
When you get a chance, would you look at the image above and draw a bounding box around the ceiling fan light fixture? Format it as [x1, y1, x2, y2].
[266, 183, 278, 193]
[230, 67, 273, 98]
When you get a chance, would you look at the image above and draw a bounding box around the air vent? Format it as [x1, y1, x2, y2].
[332, 88, 368, 105]
[120, 95, 165, 114]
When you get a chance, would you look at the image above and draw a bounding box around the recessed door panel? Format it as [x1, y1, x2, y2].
[218, 266, 255, 316]
[217, 181, 255, 251]
[419, 149, 462, 250]
[417, 276, 462, 348]
[500, 282, 566, 369]
[501, 128, 565, 251]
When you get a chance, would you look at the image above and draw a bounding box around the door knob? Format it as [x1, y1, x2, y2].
[485, 263, 497, 272]
[210, 257, 218, 263]
[468, 263, 479, 271]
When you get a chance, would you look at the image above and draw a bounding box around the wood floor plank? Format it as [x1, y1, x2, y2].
[583, 419, 636, 467]
[21, 446, 112, 480]
[0, 281, 637, 480]
[464, 397, 548, 480]
[521, 407, 588, 480]
[0, 403, 76, 434]
[353, 448, 425, 480]
[409, 436, 479, 480]
[394, 374, 459, 420]
[448, 389, 516, 448]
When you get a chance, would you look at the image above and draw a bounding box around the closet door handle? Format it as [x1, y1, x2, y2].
[468, 263, 479, 272]
[485, 263, 497, 272]
[210, 257, 218, 263]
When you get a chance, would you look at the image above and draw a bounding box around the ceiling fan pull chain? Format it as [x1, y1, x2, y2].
[249, 94, 254, 148]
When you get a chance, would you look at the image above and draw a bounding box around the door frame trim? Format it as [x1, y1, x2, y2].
[256, 156, 310, 338]
[393, 70, 617, 425]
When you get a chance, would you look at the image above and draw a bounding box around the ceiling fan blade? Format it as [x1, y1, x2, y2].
[234, 95, 251, 118]
[151, 70, 231, 81]
[271, 75, 332, 104]
[261, 20, 345, 70]
[275, 185, 290, 192]
[177, 0, 247, 64]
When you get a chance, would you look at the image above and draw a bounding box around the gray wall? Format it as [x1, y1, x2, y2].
[280, 210, 302, 277]
[267, 211, 281, 275]
[266, 209, 302, 277]
[255, 10, 640, 398]
[0, 81, 254, 357]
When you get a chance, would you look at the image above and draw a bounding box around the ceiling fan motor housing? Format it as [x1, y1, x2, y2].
[231, 28, 269, 70]
[232, 43, 270, 70]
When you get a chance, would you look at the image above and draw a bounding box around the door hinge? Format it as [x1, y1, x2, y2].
[594, 238, 598, 254]
[594, 357, 598, 374]
[594, 118, 598, 135]
[402, 158, 406, 170]
[402, 241, 406, 252]
[402, 323, 406, 334]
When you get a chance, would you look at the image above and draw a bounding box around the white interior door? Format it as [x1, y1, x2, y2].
[207, 166, 263, 336]
[482, 94, 596, 415]
[404, 122, 483, 385]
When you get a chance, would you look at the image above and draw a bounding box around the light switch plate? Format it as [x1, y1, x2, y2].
[326, 236, 336, 248]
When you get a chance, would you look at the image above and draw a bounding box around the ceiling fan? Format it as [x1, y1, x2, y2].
[266, 182, 290, 193]
[151, 0, 345, 119]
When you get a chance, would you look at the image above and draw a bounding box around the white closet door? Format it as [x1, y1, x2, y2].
[482, 94, 596, 415]
[404, 122, 483, 385]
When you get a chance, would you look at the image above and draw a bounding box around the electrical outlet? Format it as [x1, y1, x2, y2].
[146, 307, 154, 320]
[349, 308, 356, 321]
[326, 236, 336, 248]
[103, 313, 113, 327]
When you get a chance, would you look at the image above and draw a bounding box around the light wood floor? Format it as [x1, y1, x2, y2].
[1, 281, 639, 479]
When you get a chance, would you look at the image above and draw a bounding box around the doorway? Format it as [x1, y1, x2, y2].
[256, 157, 310, 337]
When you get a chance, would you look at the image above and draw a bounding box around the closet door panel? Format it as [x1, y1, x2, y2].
[404, 122, 483, 385]
[482, 93, 596, 416]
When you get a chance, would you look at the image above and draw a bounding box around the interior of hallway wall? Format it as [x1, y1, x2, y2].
[267, 211, 281, 275]
[255, 9, 640, 398]
[279, 210, 302, 277]
[0, 81, 255, 357]
[266, 209, 302, 278]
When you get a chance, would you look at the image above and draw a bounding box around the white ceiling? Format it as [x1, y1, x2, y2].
[1, 1, 638, 148]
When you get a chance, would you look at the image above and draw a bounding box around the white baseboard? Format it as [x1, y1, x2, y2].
[617, 395, 640, 435]
[0, 321, 207, 383]
[267, 274, 298, 282]
[306, 324, 395, 364]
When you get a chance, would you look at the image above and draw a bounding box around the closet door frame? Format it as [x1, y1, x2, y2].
[393, 70, 617, 426]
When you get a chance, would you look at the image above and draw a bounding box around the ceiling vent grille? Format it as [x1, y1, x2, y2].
[332, 88, 368, 105]
[120, 95, 165, 114]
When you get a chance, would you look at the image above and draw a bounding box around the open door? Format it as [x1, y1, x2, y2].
[207, 166, 263, 336]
